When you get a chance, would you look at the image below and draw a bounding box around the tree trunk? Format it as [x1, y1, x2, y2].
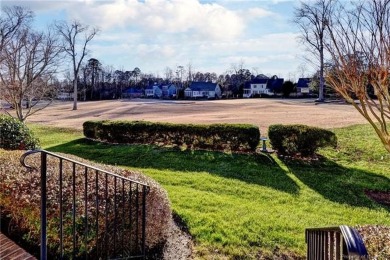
[73, 78, 77, 110]
[318, 46, 325, 101]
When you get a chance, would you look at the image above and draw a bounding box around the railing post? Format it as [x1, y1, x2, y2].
[142, 186, 147, 259]
[40, 152, 47, 260]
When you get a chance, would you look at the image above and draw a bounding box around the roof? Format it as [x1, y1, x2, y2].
[251, 78, 268, 84]
[244, 78, 268, 89]
[188, 82, 219, 91]
[297, 78, 311, 88]
[267, 78, 284, 92]
[146, 83, 163, 90]
[161, 83, 177, 89]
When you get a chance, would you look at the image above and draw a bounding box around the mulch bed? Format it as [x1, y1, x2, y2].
[365, 190, 390, 207]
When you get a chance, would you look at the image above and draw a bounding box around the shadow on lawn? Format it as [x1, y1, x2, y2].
[284, 156, 390, 210]
[47, 138, 300, 195]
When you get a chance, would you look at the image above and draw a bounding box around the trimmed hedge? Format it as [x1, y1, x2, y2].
[83, 120, 260, 152]
[268, 124, 337, 156]
[0, 115, 39, 150]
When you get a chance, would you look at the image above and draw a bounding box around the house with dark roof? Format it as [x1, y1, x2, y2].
[161, 84, 178, 99]
[297, 78, 311, 95]
[145, 83, 163, 98]
[243, 78, 268, 97]
[184, 82, 221, 99]
[243, 76, 284, 97]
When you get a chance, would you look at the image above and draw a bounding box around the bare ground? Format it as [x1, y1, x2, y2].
[22, 98, 367, 135]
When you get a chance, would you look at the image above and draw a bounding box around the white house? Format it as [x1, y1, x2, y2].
[297, 78, 311, 96]
[184, 82, 222, 99]
[243, 78, 270, 97]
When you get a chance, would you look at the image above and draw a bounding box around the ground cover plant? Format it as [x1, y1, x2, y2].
[0, 148, 171, 258]
[5, 123, 390, 259]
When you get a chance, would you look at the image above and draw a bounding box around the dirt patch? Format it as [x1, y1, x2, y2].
[163, 213, 193, 259]
[11, 98, 368, 135]
[365, 190, 390, 207]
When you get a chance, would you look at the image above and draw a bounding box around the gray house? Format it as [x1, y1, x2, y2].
[145, 84, 163, 98]
[184, 82, 222, 99]
[161, 84, 178, 99]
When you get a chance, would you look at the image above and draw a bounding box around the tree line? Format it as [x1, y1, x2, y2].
[0, 5, 292, 121]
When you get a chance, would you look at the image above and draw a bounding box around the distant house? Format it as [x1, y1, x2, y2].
[243, 78, 268, 97]
[243, 77, 284, 97]
[57, 92, 73, 100]
[123, 88, 143, 98]
[267, 76, 284, 94]
[161, 84, 178, 99]
[184, 82, 222, 99]
[297, 78, 311, 95]
[145, 84, 163, 98]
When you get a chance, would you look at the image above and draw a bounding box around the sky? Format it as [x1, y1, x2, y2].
[2, 0, 311, 81]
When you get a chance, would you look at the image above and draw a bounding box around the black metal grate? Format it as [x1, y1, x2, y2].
[305, 225, 369, 260]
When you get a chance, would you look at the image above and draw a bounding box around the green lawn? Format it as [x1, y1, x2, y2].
[28, 124, 390, 259]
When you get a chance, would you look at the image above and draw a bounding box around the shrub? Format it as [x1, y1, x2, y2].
[83, 120, 260, 152]
[268, 124, 337, 156]
[0, 115, 39, 150]
[0, 149, 171, 258]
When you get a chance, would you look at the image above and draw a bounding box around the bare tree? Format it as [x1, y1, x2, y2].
[325, 0, 390, 152]
[164, 66, 174, 82]
[0, 27, 62, 121]
[56, 20, 98, 110]
[294, 0, 335, 102]
[186, 62, 194, 83]
[0, 6, 33, 56]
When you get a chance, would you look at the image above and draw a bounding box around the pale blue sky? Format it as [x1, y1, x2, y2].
[3, 0, 311, 80]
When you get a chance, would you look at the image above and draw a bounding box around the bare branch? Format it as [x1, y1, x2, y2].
[55, 20, 99, 110]
[294, 0, 336, 101]
[325, 0, 390, 152]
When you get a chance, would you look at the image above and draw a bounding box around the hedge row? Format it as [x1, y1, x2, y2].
[268, 124, 337, 156]
[83, 120, 260, 152]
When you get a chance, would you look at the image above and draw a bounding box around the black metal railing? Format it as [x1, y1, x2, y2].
[20, 150, 149, 260]
[305, 225, 369, 260]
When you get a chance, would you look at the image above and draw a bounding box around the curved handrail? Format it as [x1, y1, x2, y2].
[20, 149, 149, 187]
[340, 225, 369, 258]
[20, 149, 43, 171]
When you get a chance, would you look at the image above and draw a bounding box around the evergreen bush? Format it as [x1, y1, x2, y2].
[268, 124, 337, 156]
[83, 120, 260, 152]
[0, 115, 39, 150]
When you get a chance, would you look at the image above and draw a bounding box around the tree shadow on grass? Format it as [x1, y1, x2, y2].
[283, 156, 390, 210]
[47, 138, 300, 195]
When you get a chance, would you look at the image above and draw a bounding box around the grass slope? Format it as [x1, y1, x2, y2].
[29, 124, 390, 259]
